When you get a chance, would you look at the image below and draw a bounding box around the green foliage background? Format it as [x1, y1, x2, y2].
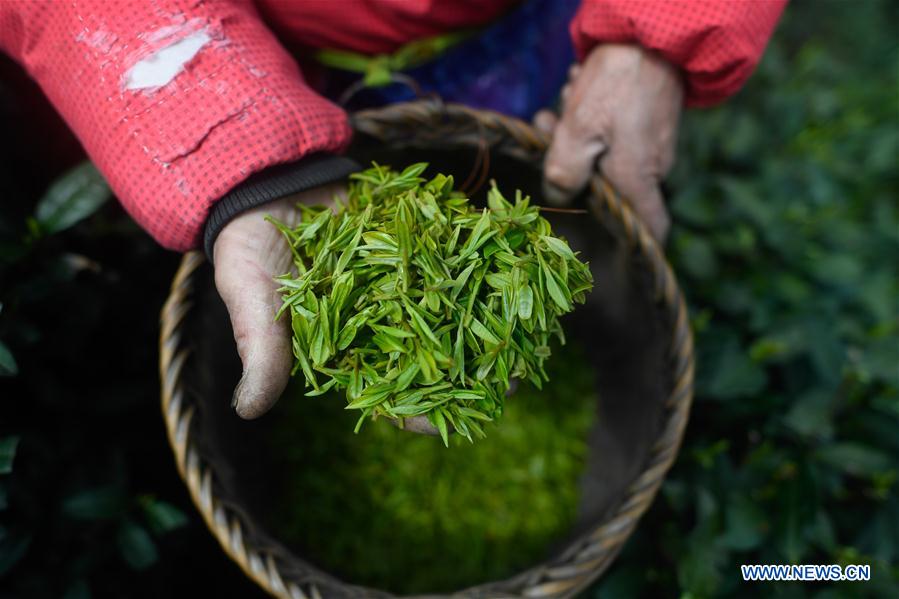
[0, 0, 896, 597]
[593, 1, 898, 596]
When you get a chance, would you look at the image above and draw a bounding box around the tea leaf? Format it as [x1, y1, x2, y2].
[518, 284, 534, 320]
[273, 163, 593, 440]
[116, 520, 158, 571]
[432, 409, 450, 447]
[540, 235, 576, 260]
[33, 161, 111, 236]
[0, 436, 20, 474]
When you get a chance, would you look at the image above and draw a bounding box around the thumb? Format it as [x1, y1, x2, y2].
[542, 113, 607, 205]
[213, 204, 296, 419]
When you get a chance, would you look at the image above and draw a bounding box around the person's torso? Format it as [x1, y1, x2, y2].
[256, 0, 579, 119]
[255, 0, 522, 54]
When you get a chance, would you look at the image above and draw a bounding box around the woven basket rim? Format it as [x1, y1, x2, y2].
[158, 100, 695, 599]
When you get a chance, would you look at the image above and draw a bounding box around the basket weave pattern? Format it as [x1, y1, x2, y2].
[159, 101, 694, 598]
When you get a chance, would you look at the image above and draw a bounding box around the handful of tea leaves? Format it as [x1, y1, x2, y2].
[271, 163, 592, 444]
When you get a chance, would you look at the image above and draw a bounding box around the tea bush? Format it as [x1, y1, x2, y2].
[592, 0, 898, 596]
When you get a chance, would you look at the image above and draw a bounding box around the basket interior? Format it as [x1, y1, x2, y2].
[178, 140, 671, 593]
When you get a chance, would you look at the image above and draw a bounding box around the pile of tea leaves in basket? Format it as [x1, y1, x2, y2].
[267, 341, 597, 594]
[271, 163, 593, 443]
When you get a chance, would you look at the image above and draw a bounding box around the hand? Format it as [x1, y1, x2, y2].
[536, 44, 684, 242]
[213, 185, 343, 419]
[214, 184, 441, 434]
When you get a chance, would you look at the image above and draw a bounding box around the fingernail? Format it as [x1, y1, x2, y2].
[543, 179, 571, 206]
[231, 374, 245, 410]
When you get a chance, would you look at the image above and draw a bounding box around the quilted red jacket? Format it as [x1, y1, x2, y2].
[0, 0, 785, 251]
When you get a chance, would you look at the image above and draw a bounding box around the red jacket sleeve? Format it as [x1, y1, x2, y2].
[0, 0, 350, 250]
[570, 0, 787, 107]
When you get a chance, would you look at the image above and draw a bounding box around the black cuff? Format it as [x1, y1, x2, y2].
[203, 154, 361, 262]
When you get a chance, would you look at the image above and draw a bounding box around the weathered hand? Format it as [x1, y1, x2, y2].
[213, 185, 343, 419]
[537, 44, 684, 242]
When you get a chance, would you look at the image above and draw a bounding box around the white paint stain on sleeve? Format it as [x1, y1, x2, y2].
[124, 29, 211, 90]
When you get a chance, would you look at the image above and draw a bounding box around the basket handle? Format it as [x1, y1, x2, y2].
[350, 100, 658, 247]
[342, 82, 500, 194]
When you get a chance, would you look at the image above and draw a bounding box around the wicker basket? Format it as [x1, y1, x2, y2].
[159, 100, 694, 598]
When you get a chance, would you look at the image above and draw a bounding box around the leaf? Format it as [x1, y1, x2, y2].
[447, 390, 485, 400]
[345, 383, 394, 410]
[540, 235, 576, 260]
[63, 486, 127, 520]
[371, 324, 416, 338]
[334, 230, 361, 276]
[541, 261, 570, 311]
[62, 580, 91, 599]
[721, 494, 766, 551]
[116, 520, 158, 570]
[416, 344, 439, 382]
[458, 209, 492, 259]
[470, 318, 501, 345]
[0, 437, 19, 475]
[387, 403, 431, 417]
[0, 341, 17, 377]
[457, 407, 492, 421]
[305, 378, 339, 396]
[0, 529, 31, 577]
[141, 499, 188, 534]
[816, 443, 893, 477]
[34, 161, 111, 236]
[675, 234, 719, 280]
[361, 231, 397, 250]
[487, 184, 511, 212]
[450, 323, 465, 382]
[783, 389, 834, 439]
[403, 301, 440, 347]
[348, 365, 363, 400]
[399, 162, 429, 180]
[700, 337, 767, 400]
[517, 284, 534, 320]
[372, 332, 410, 354]
[451, 261, 479, 301]
[671, 185, 717, 226]
[432, 409, 450, 447]
[475, 352, 497, 381]
[298, 208, 331, 242]
[395, 361, 420, 392]
[337, 322, 361, 351]
[293, 341, 318, 390]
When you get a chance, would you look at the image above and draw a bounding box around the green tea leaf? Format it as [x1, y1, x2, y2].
[371, 324, 416, 338]
[541, 260, 570, 311]
[540, 235, 576, 260]
[518, 284, 534, 320]
[33, 161, 111, 236]
[470, 318, 501, 345]
[432, 409, 450, 447]
[0, 436, 19, 474]
[0, 342, 17, 377]
[63, 486, 127, 520]
[272, 164, 593, 440]
[141, 498, 188, 535]
[117, 520, 158, 570]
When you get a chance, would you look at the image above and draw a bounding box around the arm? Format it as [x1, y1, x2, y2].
[541, 0, 787, 240]
[0, 0, 355, 417]
[570, 0, 787, 107]
[0, 0, 351, 250]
